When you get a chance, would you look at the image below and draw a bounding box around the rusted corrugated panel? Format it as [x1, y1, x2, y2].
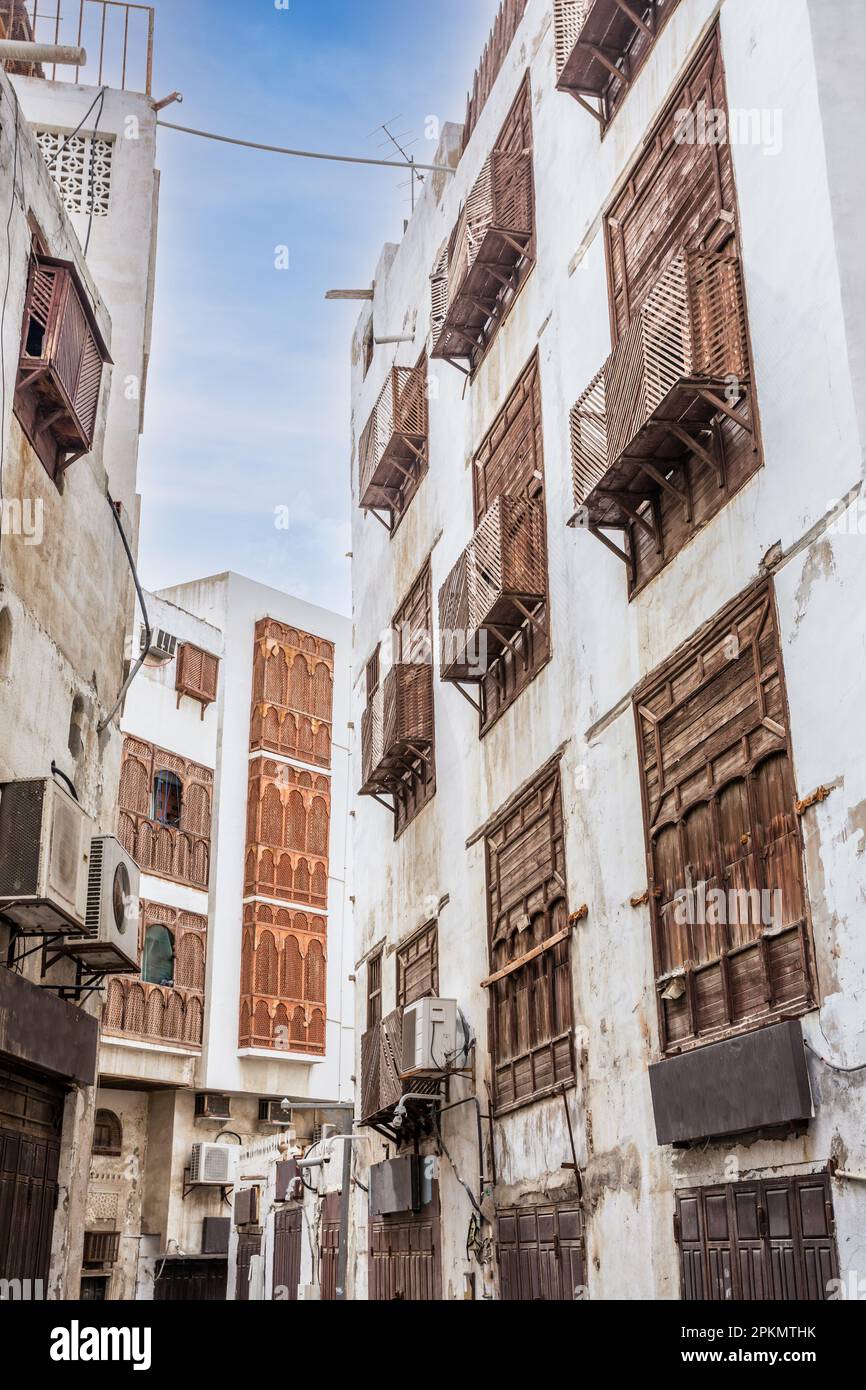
[485, 767, 574, 1113]
[635, 582, 814, 1053]
[649, 1019, 813, 1144]
[496, 1202, 585, 1300]
[675, 1174, 838, 1301]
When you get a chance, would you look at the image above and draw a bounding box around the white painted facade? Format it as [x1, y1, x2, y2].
[349, 0, 866, 1300]
[92, 573, 354, 1300]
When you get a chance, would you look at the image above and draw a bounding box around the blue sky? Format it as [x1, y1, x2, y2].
[137, 0, 500, 615]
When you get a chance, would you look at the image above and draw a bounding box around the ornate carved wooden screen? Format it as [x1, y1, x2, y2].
[442, 354, 548, 731]
[244, 758, 330, 907]
[634, 583, 814, 1055]
[242, 617, 335, 1054]
[675, 1174, 838, 1301]
[569, 27, 761, 594]
[176, 643, 220, 716]
[118, 736, 212, 889]
[396, 921, 439, 1009]
[496, 1202, 585, 1300]
[432, 75, 534, 369]
[250, 619, 334, 768]
[554, 0, 684, 130]
[483, 765, 574, 1113]
[238, 903, 326, 1054]
[103, 901, 206, 1047]
[358, 356, 429, 532]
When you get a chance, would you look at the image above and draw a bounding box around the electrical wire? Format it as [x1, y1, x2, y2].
[805, 1038, 866, 1074]
[83, 87, 106, 256]
[156, 120, 456, 175]
[45, 86, 108, 170]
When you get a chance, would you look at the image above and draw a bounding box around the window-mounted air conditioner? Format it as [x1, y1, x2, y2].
[401, 997, 458, 1077]
[259, 1099, 294, 1127]
[63, 836, 140, 973]
[190, 1142, 236, 1186]
[194, 1093, 231, 1121]
[140, 627, 178, 661]
[0, 778, 92, 933]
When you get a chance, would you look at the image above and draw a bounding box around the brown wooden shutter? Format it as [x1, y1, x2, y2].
[675, 1175, 838, 1301]
[496, 1202, 585, 1300]
[485, 767, 574, 1112]
[396, 921, 439, 1008]
[635, 583, 813, 1052]
[606, 28, 738, 342]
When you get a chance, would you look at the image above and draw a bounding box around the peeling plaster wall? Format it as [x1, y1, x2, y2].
[350, 0, 866, 1299]
[0, 65, 156, 1298]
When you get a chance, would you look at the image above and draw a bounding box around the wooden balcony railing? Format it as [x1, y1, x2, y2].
[359, 364, 428, 517]
[360, 1009, 441, 1133]
[360, 663, 434, 798]
[1, 1, 155, 94]
[554, 0, 682, 127]
[103, 976, 204, 1047]
[439, 495, 546, 683]
[569, 250, 750, 534]
[431, 148, 533, 366]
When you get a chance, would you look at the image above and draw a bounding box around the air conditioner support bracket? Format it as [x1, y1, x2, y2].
[182, 1166, 234, 1205]
[38, 956, 117, 1003]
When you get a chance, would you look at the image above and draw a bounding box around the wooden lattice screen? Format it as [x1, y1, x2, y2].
[117, 736, 212, 890]
[250, 619, 334, 768]
[103, 900, 207, 1047]
[634, 582, 815, 1053]
[484, 765, 574, 1113]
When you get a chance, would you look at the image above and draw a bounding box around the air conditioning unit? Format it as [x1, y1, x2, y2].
[0, 778, 92, 934]
[63, 837, 140, 973]
[259, 1099, 294, 1127]
[140, 626, 178, 661]
[190, 1142, 237, 1186]
[401, 997, 458, 1077]
[195, 1093, 231, 1121]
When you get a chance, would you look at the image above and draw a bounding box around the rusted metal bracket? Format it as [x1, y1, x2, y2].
[795, 784, 835, 816]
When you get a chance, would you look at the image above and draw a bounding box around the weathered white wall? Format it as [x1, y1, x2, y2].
[0, 63, 157, 1297]
[350, 0, 866, 1299]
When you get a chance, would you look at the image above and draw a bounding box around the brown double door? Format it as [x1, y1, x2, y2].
[676, 1173, 839, 1301]
[369, 1193, 442, 1301]
[0, 1064, 64, 1291]
[273, 1206, 302, 1300]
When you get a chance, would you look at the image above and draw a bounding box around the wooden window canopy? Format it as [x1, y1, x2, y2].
[439, 493, 546, 694]
[15, 253, 111, 481]
[359, 363, 428, 530]
[359, 662, 434, 808]
[176, 642, 220, 716]
[553, 0, 683, 129]
[568, 250, 752, 581]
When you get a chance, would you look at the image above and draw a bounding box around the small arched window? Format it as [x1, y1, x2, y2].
[93, 1109, 122, 1156]
[152, 770, 182, 827]
[142, 924, 175, 986]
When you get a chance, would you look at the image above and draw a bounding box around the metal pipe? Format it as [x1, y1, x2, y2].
[335, 1110, 353, 1302]
[0, 40, 88, 65]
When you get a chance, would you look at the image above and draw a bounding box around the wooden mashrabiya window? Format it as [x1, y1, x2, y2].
[634, 581, 815, 1055]
[250, 618, 335, 768]
[482, 763, 575, 1114]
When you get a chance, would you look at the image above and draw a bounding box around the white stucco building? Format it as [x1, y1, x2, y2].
[87, 573, 354, 1301]
[348, 0, 866, 1301]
